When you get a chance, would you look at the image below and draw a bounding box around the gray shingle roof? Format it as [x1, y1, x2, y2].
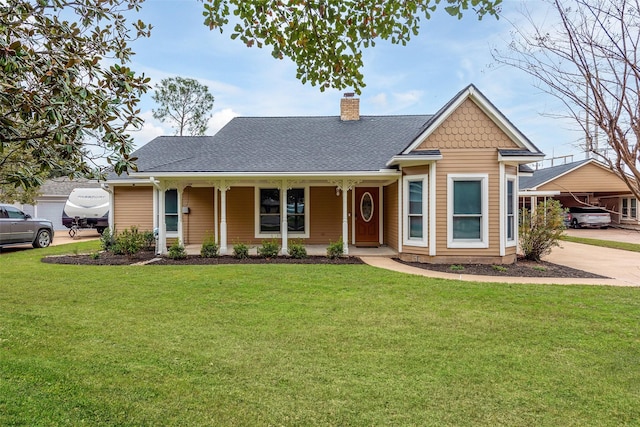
[39, 177, 102, 196]
[519, 159, 590, 190]
[135, 115, 433, 173]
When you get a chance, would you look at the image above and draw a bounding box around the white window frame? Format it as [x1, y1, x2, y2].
[254, 186, 310, 239]
[165, 189, 179, 236]
[621, 197, 638, 221]
[447, 173, 489, 249]
[403, 174, 428, 247]
[506, 175, 517, 247]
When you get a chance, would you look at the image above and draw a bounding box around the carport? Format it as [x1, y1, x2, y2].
[519, 158, 638, 226]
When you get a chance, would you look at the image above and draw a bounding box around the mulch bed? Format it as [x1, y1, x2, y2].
[41, 250, 607, 279]
[395, 258, 608, 279]
[42, 251, 363, 266]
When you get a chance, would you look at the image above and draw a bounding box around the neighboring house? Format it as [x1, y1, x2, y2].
[107, 84, 544, 264]
[519, 158, 639, 226]
[19, 178, 102, 231]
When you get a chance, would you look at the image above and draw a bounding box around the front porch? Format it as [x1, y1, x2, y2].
[183, 243, 398, 257]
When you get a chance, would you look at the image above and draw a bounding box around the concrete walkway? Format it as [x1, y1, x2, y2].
[361, 241, 640, 287]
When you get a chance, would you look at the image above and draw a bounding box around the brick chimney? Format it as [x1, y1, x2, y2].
[340, 92, 360, 121]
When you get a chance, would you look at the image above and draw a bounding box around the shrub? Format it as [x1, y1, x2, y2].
[111, 226, 145, 256]
[326, 238, 344, 259]
[288, 240, 307, 259]
[519, 199, 566, 262]
[167, 240, 187, 260]
[90, 252, 100, 260]
[141, 230, 155, 251]
[233, 242, 249, 259]
[200, 233, 219, 258]
[99, 227, 116, 251]
[258, 239, 280, 258]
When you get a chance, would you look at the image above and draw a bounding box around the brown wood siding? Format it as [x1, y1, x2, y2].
[182, 187, 215, 245]
[309, 187, 342, 244]
[538, 162, 632, 193]
[113, 186, 154, 232]
[417, 99, 520, 150]
[226, 187, 257, 245]
[383, 183, 398, 250]
[435, 148, 501, 257]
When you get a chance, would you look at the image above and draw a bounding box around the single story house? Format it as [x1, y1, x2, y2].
[107, 84, 545, 264]
[519, 158, 639, 226]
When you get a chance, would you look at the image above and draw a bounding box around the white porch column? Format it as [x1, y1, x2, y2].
[214, 188, 219, 245]
[219, 185, 229, 255]
[342, 181, 349, 255]
[281, 181, 288, 255]
[158, 187, 167, 254]
[177, 185, 184, 245]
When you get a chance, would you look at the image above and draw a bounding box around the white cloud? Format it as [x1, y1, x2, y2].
[208, 108, 239, 134]
[369, 93, 388, 109]
[130, 111, 168, 149]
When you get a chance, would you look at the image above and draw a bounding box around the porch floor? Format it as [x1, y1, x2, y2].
[184, 244, 397, 257]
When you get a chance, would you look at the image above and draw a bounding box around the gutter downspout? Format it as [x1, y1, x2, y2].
[101, 183, 114, 234]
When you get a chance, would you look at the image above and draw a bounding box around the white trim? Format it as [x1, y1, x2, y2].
[360, 191, 375, 223]
[499, 164, 505, 256]
[351, 188, 355, 245]
[506, 175, 518, 248]
[429, 164, 437, 256]
[397, 177, 403, 254]
[254, 186, 310, 239]
[342, 184, 349, 255]
[402, 174, 428, 247]
[219, 187, 228, 255]
[379, 187, 384, 245]
[128, 170, 402, 179]
[386, 154, 443, 167]
[214, 188, 219, 245]
[447, 173, 489, 249]
[498, 154, 545, 162]
[402, 85, 541, 155]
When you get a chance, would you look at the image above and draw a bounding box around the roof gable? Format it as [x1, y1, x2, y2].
[519, 158, 633, 192]
[402, 84, 542, 155]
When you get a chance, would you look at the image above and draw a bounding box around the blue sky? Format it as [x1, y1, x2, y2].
[127, 0, 584, 163]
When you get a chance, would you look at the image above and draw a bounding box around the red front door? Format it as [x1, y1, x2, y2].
[355, 187, 379, 246]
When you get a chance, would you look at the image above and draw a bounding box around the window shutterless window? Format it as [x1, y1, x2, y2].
[257, 187, 308, 236]
[622, 197, 637, 220]
[506, 177, 516, 244]
[165, 189, 178, 232]
[447, 174, 488, 248]
[403, 175, 428, 247]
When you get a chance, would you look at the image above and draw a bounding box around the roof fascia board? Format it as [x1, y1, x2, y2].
[518, 190, 561, 197]
[129, 170, 402, 179]
[386, 154, 443, 167]
[498, 154, 546, 163]
[402, 85, 540, 154]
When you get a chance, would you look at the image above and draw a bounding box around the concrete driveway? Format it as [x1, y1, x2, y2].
[52, 229, 101, 246]
[543, 227, 640, 286]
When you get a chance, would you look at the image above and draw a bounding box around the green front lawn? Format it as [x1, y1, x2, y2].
[1, 242, 639, 426]
[561, 234, 640, 253]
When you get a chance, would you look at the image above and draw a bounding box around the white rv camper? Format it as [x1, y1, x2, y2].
[62, 188, 110, 235]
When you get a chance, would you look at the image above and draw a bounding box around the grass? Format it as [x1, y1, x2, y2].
[1, 241, 640, 426]
[561, 234, 640, 253]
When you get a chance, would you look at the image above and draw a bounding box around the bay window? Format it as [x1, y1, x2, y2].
[447, 174, 488, 248]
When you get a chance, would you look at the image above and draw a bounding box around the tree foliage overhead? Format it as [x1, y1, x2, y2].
[494, 0, 640, 200]
[0, 0, 151, 202]
[202, 0, 502, 94]
[152, 77, 215, 136]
